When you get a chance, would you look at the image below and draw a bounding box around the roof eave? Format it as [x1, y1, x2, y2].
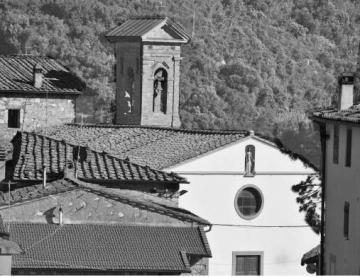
[311, 115, 360, 126]
[0, 89, 82, 97]
[78, 177, 189, 185]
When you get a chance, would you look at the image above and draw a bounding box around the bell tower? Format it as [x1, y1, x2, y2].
[106, 16, 190, 128]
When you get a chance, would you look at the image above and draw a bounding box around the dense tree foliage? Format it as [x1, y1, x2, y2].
[292, 175, 322, 233]
[1, 0, 360, 167]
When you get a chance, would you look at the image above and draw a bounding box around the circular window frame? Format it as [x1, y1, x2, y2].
[234, 184, 264, 220]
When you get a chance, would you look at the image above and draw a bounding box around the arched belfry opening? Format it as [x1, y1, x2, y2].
[153, 68, 167, 114]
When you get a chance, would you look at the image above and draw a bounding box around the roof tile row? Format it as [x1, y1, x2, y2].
[11, 131, 187, 183]
[11, 223, 211, 272]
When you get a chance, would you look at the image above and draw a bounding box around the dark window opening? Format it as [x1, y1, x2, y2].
[333, 125, 339, 164]
[345, 128, 352, 167]
[8, 109, 20, 128]
[344, 201, 350, 240]
[235, 255, 261, 275]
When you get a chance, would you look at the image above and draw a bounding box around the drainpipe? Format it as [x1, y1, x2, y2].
[171, 55, 176, 128]
[319, 123, 327, 275]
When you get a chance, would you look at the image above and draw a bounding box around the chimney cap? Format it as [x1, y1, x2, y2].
[33, 63, 43, 71]
[339, 72, 354, 85]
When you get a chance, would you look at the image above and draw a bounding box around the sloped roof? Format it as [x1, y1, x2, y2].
[11, 223, 211, 273]
[312, 105, 360, 124]
[106, 16, 190, 42]
[10, 131, 187, 184]
[301, 244, 320, 265]
[0, 178, 210, 226]
[40, 124, 317, 170]
[0, 55, 84, 95]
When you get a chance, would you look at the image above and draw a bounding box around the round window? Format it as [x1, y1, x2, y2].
[235, 185, 263, 220]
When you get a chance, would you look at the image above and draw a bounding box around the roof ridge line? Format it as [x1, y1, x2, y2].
[65, 123, 249, 135]
[129, 15, 167, 20]
[0, 54, 53, 59]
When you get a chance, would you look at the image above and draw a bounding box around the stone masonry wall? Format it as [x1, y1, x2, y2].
[141, 44, 182, 128]
[0, 96, 75, 146]
[115, 42, 142, 125]
[114, 41, 182, 128]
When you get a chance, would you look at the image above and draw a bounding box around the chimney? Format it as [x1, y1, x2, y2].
[33, 63, 43, 89]
[59, 205, 63, 226]
[338, 73, 354, 110]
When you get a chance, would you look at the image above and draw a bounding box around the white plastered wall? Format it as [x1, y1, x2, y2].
[166, 136, 320, 275]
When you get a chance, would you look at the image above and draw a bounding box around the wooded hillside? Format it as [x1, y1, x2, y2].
[2, 0, 360, 167]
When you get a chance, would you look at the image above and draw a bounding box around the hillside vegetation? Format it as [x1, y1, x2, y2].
[2, 0, 360, 166]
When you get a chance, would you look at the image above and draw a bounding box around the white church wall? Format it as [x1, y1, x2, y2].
[167, 137, 320, 275]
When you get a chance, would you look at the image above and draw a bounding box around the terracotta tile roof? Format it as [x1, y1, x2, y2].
[41, 124, 249, 169]
[11, 223, 211, 273]
[10, 131, 187, 183]
[312, 105, 360, 124]
[106, 16, 190, 42]
[0, 55, 84, 95]
[0, 178, 210, 226]
[0, 179, 77, 206]
[301, 244, 320, 265]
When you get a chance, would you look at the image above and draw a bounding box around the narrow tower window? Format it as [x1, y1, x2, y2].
[153, 68, 167, 114]
[344, 201, 350, 240]
[345, 128, 352, 167]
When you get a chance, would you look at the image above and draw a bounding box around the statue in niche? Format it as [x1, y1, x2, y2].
[123, 67, 134, 114]
[153, 68, 167, 113]
[244, 145, 255, 176]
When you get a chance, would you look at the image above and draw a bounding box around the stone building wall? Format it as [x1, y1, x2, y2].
[114, 42, 142, 125]
[113, 41, 182, 128]
[141, 44, 182, 128]
[0, 96, 76, 144]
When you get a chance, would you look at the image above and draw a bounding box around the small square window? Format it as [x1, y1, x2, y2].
[8, 109, 20, 128]
[232, 252, 263, 275]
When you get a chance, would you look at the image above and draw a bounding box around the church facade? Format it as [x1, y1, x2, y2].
[166, 133, 320, 275]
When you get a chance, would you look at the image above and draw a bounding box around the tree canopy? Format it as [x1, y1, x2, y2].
[1, 0, 360, 167]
